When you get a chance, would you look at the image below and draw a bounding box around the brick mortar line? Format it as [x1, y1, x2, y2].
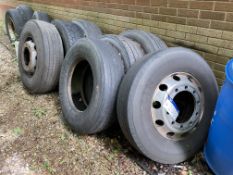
[9, 1, 233, 46]
[4, 0, 229, 83]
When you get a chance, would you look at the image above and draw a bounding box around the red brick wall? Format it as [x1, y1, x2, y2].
[20, 0, 233, 31]
[2, 0, 233, 85]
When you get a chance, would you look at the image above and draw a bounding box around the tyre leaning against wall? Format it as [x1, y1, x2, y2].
[32, 11, 52, 23]
[121, 29, 167, 54]
[5, 9, 24, 42]
[117, 47, 218, 164]
[18, 20, 64, 93]
[59, 38, 124, 134]
[52, 20, 83, 55]
[73, 20, 102, 38]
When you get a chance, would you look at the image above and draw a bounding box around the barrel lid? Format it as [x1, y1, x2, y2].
[226, 59, 233, 85]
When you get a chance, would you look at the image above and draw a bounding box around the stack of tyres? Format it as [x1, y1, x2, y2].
[5, 4, 220, 165]
[59, 29, 219, 164]
[17, 19, 102, 93]
[59, 30, 167, 134]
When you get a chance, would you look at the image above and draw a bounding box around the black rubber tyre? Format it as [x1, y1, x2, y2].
[16, 5, 34, 22]
[59, 38, 124, 134]
[121, 29, 167, 54]
[52, 19, 83, 55]
[18, 20, 64, 93]
[101, 34, 145, 72]
[117, 47, 218, 164]
[73, 20, 102, 38]
[5, 9, 24, 42]
[32, 11, 52, 22]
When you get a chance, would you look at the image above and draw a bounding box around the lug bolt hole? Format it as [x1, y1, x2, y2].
[187, 76, 192, 82]
[173, 75, 180, 81]
[167, 132, 175, 137]
[185, 86, 188, 89]
[171, 121, 175, 125]
[153, 101, 161, 109]
[166, 112, 169, 115]
[175, 89, 178, 92]
[155, 120, 164, 126]
[159, 84, 168, 91]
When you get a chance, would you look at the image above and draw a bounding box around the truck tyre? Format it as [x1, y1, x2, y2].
[52, 19, 83, 54]
[16, 5, 33, 22]
[121, 29, 167, 54]
[18, 20, 64, 93]
[5, 9, 24, 42]
[32, 11, 52, 22]
[101, 34, 145, 72]
[117, 47, 218, 164]
[73, 20, 102, 38]
[59, 38, 124, 134]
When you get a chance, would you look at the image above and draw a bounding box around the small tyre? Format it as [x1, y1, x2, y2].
[101, 34, 145, 72]
[32, 11, 52, 22]
[16, 5, 34, 22]
[18, 20, 64, 93]
[73, 20, 102, 38]
[52, 19, 83, 54]
[117, 47, 218, 164]
[5, 9, 24, 42]
[121, 29, 167, 54]
[59, 38, 124, 134]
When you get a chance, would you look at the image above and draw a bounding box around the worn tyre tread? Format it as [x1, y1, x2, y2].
[32, 11, 51, 22]
[73, 20, 102, 38]
[18, 20, 63, 93]
[121, 29, 167, 54]
[52, 19, 83, 54]
[59, 38, 124, 134]
[117, 47, 218, 164]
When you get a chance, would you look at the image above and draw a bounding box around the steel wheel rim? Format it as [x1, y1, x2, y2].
[21, 38, 37, 76]
[151, 72, 204, 140]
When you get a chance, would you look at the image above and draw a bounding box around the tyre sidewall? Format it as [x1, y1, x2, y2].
[18, 21, 48, 92]
[124, 47, 218, 163]
[60, 38, 124, 133]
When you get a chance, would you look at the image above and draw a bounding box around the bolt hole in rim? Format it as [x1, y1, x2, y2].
[173, 75, 180, 81]
[151, 72, 204, 140]
[159, 84, 168, 91]
[70, 60, 93, 111]
[153, 101, 161, 109]
[21, 37, 37, 76]
[155, 120, 164, 126]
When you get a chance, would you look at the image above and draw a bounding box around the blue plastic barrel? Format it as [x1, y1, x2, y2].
[204, 59, 233, 175]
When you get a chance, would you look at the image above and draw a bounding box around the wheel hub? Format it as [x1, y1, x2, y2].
[21, 40, 37, 74]
[151, 73, 204, 140]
